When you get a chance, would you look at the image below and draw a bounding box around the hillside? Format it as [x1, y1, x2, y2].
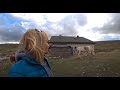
[0, 40, 120, 77]
[95, 40, 120, 53]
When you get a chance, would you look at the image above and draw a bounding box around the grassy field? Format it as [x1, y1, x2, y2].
[0, 40, 120, 77]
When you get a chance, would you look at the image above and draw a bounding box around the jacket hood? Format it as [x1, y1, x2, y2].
[15, 50, 50, 66]
[15, 50, 26, 62]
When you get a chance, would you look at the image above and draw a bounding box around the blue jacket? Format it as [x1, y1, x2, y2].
[8, 55, 53, 77]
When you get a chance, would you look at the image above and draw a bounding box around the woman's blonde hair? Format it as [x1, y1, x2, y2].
[18, 28, 48, 64]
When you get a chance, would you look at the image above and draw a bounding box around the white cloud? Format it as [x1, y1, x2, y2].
[77, 28, 101, 41]
[107, 34, 120, 38]
[44, 13, 76, 22]
[11, 13, 46, 25]
[11, 13, 76, 24]
[1, 13, 119, 43]
[85, 13, 111, 28]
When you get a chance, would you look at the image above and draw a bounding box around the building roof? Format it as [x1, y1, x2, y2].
[49, 35, 95, 44]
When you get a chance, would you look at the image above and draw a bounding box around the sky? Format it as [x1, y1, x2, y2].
[0, 13, 120, 44]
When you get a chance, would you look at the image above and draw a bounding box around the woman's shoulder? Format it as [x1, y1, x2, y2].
[8, 57, 31, 74]
[8, 56, 47, 77]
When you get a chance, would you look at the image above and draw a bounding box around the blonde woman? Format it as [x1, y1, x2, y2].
[8, 29, 53, 77]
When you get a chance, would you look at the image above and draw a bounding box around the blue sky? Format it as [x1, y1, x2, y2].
[0, 13, 120, 43]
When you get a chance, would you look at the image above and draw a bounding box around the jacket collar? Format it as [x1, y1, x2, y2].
[15, 50, 50, 67]
[22, 56, 49, 65]
[23, 56, 51, 69]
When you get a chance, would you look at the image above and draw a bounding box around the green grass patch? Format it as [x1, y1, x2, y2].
[1, 42, 120, 77]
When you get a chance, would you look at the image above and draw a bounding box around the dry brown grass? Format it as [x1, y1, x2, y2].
[0, 40, 120, 77]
